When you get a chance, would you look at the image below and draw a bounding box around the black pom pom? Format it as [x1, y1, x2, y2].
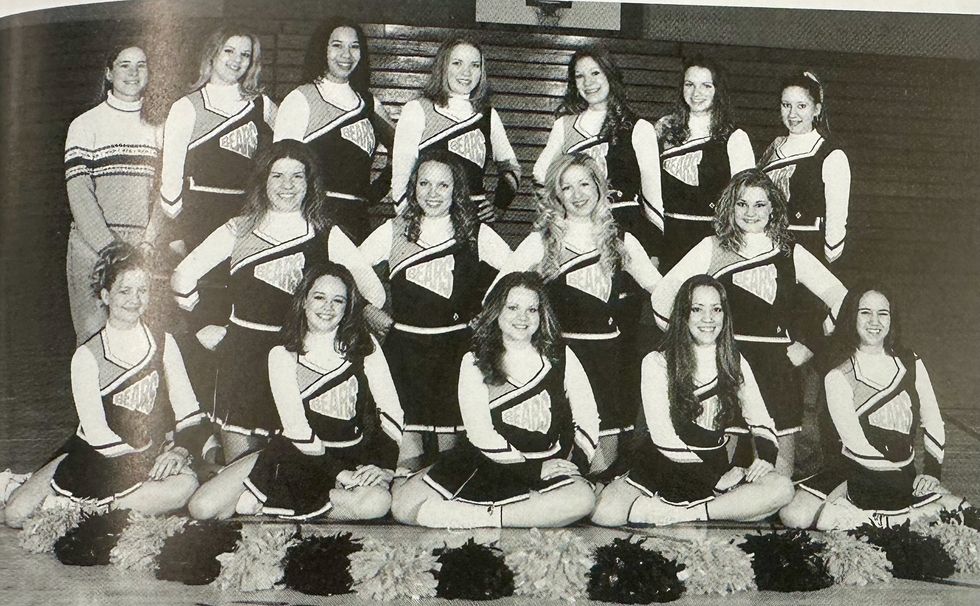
[435, 538, 514, 601]
[739, 531, 833, 592]
[282, 532, 362, 595]
[587, 536, 686, 603]
[54, 509, 130, 566]
[156, 520, 241, 585]
[851, 521, 956, 580]
[939, 505, 980, 531]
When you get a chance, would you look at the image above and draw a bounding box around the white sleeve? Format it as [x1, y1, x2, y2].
[262, 95, 278, 129]
[650, 237, 714, 329]
[484, 232, 544, 302]
[358, 220, 394, 266]
[477, 223, 513, 270]
[363, 337, 404, 443]
[273, 89, 311, 143]
[822, 149, 851, 263]
[328, 226, 386, 307]
[633, 119, 664, 232]
[915, 358, 946, 468]
[489, 108, 517, 163]
[170, 221, 237, 310]
[641, 352, 701, 463]
[163, 333, 205, 428]
[623, 232, 662, 292]
[71, 347, 133, 456]
[159, 96, 196, 218]
[793, 245, 847, 324]
[268, 346, 323, 455]
[391, 99, 425, 205]
[458, 353, 525, 464]
[727, 129, 755, 175]
[564, 347, 600, 461]
[532, 117, 566, 184]
[825, 368, 896, 470]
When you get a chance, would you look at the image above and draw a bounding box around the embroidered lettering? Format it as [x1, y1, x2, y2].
[578, 143, 609, 177]
[112, 371, 159, 415]
[219, 122, 259, 159]
[254, 252, 305, 294]
[405, 255, 455, 299]
[663, 149, 702, 186]
[767, 165, 796, 201]
[732, 265, 778, 305]
[566, 263, 611, 302]
[501, 391, 552, 433]
[694, 396, 720, 431]
[447, 129, 487, 167]
[309, 375, 359, 420]
[340, 118, 376, 156]
[868, 393, 914, 434]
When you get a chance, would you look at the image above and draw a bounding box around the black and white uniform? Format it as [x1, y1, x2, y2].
[52, 324, 211, 505]
[275, 80, 388, 244]
[625, 352, 778, 505]
[174, 218, 384, 435]
[360, 216, 511, 432]
[423, 348, 600, 506]
[244, 339, 404, 519]
[799, 351, 945, 513]
[652, 233, 846, 435]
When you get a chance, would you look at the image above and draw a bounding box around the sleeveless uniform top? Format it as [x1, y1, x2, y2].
[294, 84, 377, 201]
[416, 98, 492, 199]
[546, 244, 624, 338]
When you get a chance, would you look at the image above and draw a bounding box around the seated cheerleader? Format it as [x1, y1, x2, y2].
[392, 272, 600, 529]
[591, 275, 793, 527]
[187, 262, 404, 521]
[4, 243, 211, 528]
[780, 284, 969, 530]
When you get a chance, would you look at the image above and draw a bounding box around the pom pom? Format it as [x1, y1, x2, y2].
[647, 537, 756, 596]
[216, 524, 300, 592]
[19, 499, 102, 554]
[110, 513, 187, 572]
[350, 537, 440, 601]
[282, 531, 363, 595]
[54, 509, 130, 566]
[739, 531, 833, 592]
[587, 536, 686, 603]
[156, 520, 242, 585]
[505, 528, 592, 601]
[912, 520, 980, 575]
[940, 505, 980, 531]
[851, 521, 955, 580]
[435, 538, 515, 601]
[821, 531, 893, 586]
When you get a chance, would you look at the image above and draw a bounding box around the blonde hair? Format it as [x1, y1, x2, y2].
[189, 27, 264, 98]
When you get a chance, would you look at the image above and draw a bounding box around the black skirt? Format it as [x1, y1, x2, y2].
[625, 438, 732, 506]
[51, 435, 161, 505]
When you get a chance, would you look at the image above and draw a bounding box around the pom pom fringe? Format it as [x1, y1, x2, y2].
[912, 519, 980, 575]
[110, 513, 187, 572]
[739, 530, 833, 592]
[349, 537, 440, 600]
[54, 509, 130, 566]
[435, 538, 515, 601]
[821, 531, 893, 586]
[851, 521, 955, 581]
[282, 531, 362, 595]
[505, 528, 592, 601]
[19, 499, 102, 554]
[588, 536, 686, 603]
[646, 536, 756, 595]
[215, 524, 299, 591]
[156, 520, 242, 585]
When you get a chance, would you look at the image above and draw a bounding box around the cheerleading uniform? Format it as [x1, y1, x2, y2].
[244, 338, 404, 519]
[360, 216, 511, 432]
[274, 80, 392, 244]
[498, 226, 661, 435]
[422, 348, 600, 506]
[798, 351, 945, 513]
[173, 218, 384, 435]
[625, 352, 778, 505]
[391, 95, 521, 214]
[651, 233, 846, 434]
[51, 323, 211, 505]
[64, 92, 162, 344]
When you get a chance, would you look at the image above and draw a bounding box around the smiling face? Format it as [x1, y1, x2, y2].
[780, 85, 821, 135]
[325, 26, 361, 84]
[574, 56, 610, 109]
[446, 43, 482, 96]
[856, 290, 891, 350]
[305, 274, 348, 335]
[688, 285, 724, 347]
[101, 268, 150, 327]
[558, 163, 600, 220]
[266, 157, 307, 212]
[733, 185, 772, 234]
[415, 160, 454, 218]
[210, 35, 253, 85]
[498, 286, 541, 345]
[106, 46, 149, 102]
[682, 65, 715, 115]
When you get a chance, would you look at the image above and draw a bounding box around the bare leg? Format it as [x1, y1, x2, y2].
[3, 455, 64, 529]
[221, 430, 267, 464]
[114, 469, 199, 516]
[780, 488, 832, 529]
[397, 432, 425, 473]
[328, 485, 392, 521]
[390, 467, 438, 524]
[590, 434, 619, 477]
[591, 477, 645, 527]
[775, 434, 795, 477]
[498, 478, 595, 528]
[629, 472, 794, 525]
[187, 453, 260, 520]
[437, 432, 460, 453]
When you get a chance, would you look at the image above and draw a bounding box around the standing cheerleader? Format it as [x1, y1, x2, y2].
[655, 56, 755, 272]
[390, 36, 521, 222]
[780, 284, 969, 530]
[360, 149, 512, 469]
[274, 18, 395, 244]
[4, 244, 211, 528]
[65, 42, 162, 344]
[188, 263, 403, 521]
[651, 169, 846, 476]
[498, 153, 661, 475]
[392, 272, 599, 529]
[592, 275, 793, 527]
[171, 141, 384, 462]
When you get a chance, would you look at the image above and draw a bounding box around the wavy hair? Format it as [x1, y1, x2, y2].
[280, 262, 375, 359]
[471, 272, 563, 385]
[656, 55, 736, 147]
[399, 149, 478, 250]
[780, 70, 831, 137]
[820, 282, 907, 375]
[713, 168, 792, 254]
[556, 46, 637, 148]
[421, 37, 491, 114]
[189, 26, 264, 97]
[662, 275, 742, 430]
[91, 242, 146, 298]
[535, 153, 624, 281]
[302, 18, 371, 92]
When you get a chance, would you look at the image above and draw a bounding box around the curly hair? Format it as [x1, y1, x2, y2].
[535, 153, 624, 282]
[662, 275, 743, 430]
[819, 282, 907, 375]
[556, 45, 637, 149]
[301, 18, 371, 92]
[280, 262, 375, 360]
[421, 36, 491, 114]
[235, 140, 330, 236]
[188, 26, 264, 97]
[780, 70, 831, 137]
[91, 242, 146, 298]
[656, 55, 737, 147]
[713, 168, 792, 254]
[471, 272, 564, 385]
[399, 149, 478, 250]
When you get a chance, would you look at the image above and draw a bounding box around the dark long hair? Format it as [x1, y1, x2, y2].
[399, 149, 478, 250]
[280, 262, 375, 359]
[556, 45, 637, 148]
[657, 55, 736, 146]
[662, 275, 742, 430]
[780, 70, 831, 137]
[302, 18, 371, 92]
[421, 36, 491, 114]
[820, 282, 906, 374]
[714, 168, 792, 254]
[471, 272, 563, 386]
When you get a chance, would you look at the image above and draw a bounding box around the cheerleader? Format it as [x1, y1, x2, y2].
[65, 42, 162, 344]
[274, 18, 395, 244]
[651, 169, 847, 476]
[390, 36, 521, 222]
[655, 56, 755, 272]
[171, 141, 384, 462]
[188, 263, 403, 521]
[360, 149, 511, 469]
[497, 153, 661, 475]
[391, 272, 599, 529]
[4, 244, 211, 528]
[780, 284, 969, 530]
[592, 275, 793, 526]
